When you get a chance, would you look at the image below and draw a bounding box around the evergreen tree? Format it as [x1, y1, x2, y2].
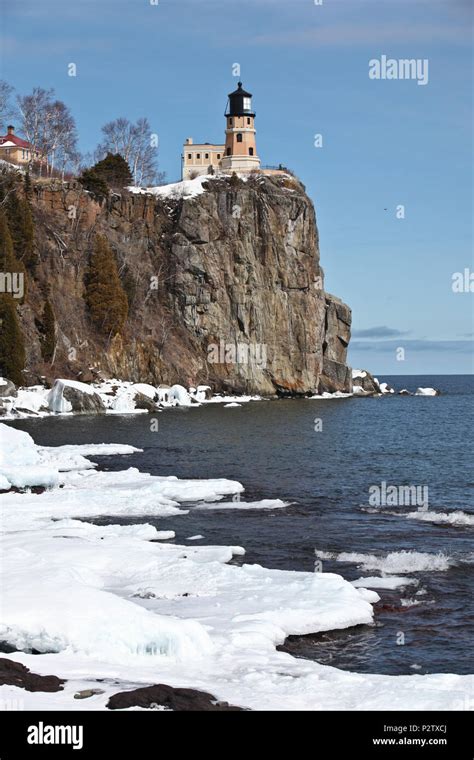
[78, 168, 109, 199]
[0, 210, 26, 302]
[39, 299, 56, 362]
[4, 191, 36, 271]
[93, 153, 132, 188]
[24, 171, 33, 199]
[85, 235, 128, 336]
[79, 153, 132, 195]
[0, 295, 26, 386]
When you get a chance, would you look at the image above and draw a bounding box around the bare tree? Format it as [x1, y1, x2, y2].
[15, 87, 78, 176]
[0, 81, 14, 131]
[16, 87, 53, 170]
[47, 99, 78, 175]
[96, 116, 164, 186]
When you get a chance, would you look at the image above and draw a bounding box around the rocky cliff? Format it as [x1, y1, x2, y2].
[19, 173, 352, 395]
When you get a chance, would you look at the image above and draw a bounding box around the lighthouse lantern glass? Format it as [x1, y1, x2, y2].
[243, 97, 251, 111]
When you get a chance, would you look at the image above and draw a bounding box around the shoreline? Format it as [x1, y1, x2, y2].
[1, 421, 472, 711]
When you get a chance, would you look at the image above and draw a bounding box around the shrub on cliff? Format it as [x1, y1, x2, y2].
[0, 294, 26, 386]
[0, 210, 26, 302]
[78, 168, 109, 199]
[4, 190, 36, 271]
[79, 153, 132, 195]
[85, 235, 128, 337]
[39, 299, 56, 363]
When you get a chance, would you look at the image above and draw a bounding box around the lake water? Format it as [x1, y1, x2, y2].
[11, 375, 474, 676]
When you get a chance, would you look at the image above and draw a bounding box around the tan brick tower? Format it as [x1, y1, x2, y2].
[220, 82, 260, 173]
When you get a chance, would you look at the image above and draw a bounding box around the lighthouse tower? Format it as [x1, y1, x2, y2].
[220, 82, 260, 173]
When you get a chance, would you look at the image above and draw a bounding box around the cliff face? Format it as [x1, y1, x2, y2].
[20, 174, 352, 395]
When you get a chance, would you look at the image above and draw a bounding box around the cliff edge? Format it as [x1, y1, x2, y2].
[19, 173, 352, 395]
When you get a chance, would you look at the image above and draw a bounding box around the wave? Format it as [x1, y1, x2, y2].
[406, 510, 474, 527]
[360, 505, 474, 528]
[315, 549, 452, 574]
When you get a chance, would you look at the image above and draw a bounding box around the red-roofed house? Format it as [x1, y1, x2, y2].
[0, 125, 43, 167]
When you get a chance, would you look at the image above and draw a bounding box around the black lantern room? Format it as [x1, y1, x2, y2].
[225, 82, 255, 117]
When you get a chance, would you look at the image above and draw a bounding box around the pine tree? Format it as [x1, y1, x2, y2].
[0, 295, 26, 386]
[0, 210, 26, 302]
[4, 191, 36, 271]
[78, 168, 109, 199]
[79, 153, 133, 196]
[24, 171, 33, 200]
[40, 299, 56, 362]
[85, 235, 128, 336]
[93, 153, 133, 188]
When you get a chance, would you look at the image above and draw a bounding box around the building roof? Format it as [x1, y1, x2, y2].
[0, 131, 34, 149]
[228, 82, 252, 98]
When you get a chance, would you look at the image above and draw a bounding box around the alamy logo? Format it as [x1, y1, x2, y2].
[207, 340, 267, 368]
[0, 271, 24, 299]
[369, 55, 429, 86]
[369, 481, 429, 510]
[27, 722, 83, 750]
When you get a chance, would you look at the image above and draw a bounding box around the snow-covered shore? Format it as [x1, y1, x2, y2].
[0, 423, 471, 711]
[0, 371, 441, 422]
[0, 377, 263, 420]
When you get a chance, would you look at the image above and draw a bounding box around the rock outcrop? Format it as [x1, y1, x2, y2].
[18, 174, 353, 395]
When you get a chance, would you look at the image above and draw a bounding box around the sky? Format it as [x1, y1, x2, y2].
[1, 0, 472, 375]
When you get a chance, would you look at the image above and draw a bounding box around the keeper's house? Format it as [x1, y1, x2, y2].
[0, 125, 43, 167]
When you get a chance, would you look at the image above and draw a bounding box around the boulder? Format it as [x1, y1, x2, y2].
[107, 683, 244, 711]
[352, 369, 382, 396]
[48, 379, 106, 414]
[0, 657, 64, 693]
[134, 392, 159, 412]
[0, 379, 17, 398]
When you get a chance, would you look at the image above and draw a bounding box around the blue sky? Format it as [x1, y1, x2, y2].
[1, 0, 472, 374]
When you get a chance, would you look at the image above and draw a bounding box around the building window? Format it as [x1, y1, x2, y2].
[237, 134, 243, 143]
[197, 153, 201, 159]
[226, 148, 231, 156]
[188, 154, 192, 159]
[217, 154, 221, 159]
[205, 153, 209, 159]
[229, 118, 233, 126]
[249, 147, 254, 156]
[243, 97, 251, 110]
[247, 118, 251, 125]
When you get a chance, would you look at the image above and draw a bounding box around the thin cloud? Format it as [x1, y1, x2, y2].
[352, 326, 410, 339]
[247, 22, 471, 47]
[350, 339, 473, 353]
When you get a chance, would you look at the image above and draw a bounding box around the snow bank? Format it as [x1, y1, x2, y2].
[0, 424, 59, 490]
[127, 175, 216, 200]
[169, 384, 194, 406]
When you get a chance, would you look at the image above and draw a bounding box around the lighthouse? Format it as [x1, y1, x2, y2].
[220, 82, 260, 173]
[181, 81, 262, 179]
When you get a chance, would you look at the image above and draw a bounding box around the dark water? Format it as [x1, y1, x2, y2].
[10, 375, 474, 675]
